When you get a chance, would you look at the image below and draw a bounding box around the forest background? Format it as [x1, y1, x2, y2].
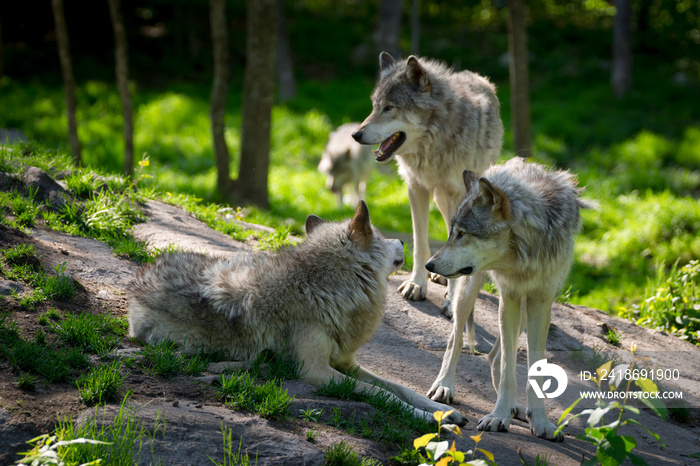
[0, 0, 698, 341]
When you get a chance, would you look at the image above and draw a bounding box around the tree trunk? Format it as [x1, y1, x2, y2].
[209, 0, 233, 195]
[234, 0, 277, 208]
[506, 0, 531, 158]
[373, 0, 402, 58]
[50, 0, 82, 165]
[277, 0, 296, 102]
[612, 0, 632, 98]
[410, 0, 420, 55]
[108, 0, 134, 179]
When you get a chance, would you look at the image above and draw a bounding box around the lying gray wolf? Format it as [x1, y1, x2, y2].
[425, 158, 595, 441]
[128, 201, 466, 425]
[353, 52, 503, 326]
[318, 122, 374, 207]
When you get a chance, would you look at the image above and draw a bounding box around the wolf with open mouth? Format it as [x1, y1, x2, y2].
[352, 52, 503, 332]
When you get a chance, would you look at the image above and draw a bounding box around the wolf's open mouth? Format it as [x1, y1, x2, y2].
[374, 132, 405, 162]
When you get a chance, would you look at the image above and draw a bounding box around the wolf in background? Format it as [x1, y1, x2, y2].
[425, 158, 596, 441]
[318, 122, 374, 207]
[352, 52, 503, 331]
[128, 202, 466, 425]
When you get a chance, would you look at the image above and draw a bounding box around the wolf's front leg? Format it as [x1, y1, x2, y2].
[477, 293, 520, 433]
[428, 275, 480, 403]
[398, 184, 431, 301]
[525, 293, 563, 441]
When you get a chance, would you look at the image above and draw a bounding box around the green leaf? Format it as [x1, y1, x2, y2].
[587, 406, 612, 427]
[634, 378, 668, 420]
[624, 419, 665, 447]
[628, 452, 650, 466]
[597, 433, 628, 466]
[558, 397, 583, 425]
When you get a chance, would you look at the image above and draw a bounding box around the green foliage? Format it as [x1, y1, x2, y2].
[16, 372, 37, 392]
[31, 396, 166, 466]
[316, 372, 433, 445]
[209, 425, 252, 466]
[393, 410, 496, 466]
[215, 371, 293, 420]
[77, 360, 127, 406]
[623, 260, 700, 344]
[324, 441, 382, 466]
[51, 312, 127, 356]
[556, 347, 666, 466]
[139, 340, 218, 378]
[0, 315, 90, 383]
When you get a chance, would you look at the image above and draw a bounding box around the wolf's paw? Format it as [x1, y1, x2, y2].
[528, 412, 564, 441]
[429, 272, 447, 286]
[442, 408, 468, 427]
[426, 382, 454, 404]
[477, 413, 510, 432]
[440, 298, 453, 319]
[529, 419, 564, 442]
[513, 402, 528, 421]
[398, 280, 426, 301]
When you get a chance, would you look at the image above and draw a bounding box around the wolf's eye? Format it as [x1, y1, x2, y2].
[455, 231, 465, 239]
[383, 105, 393, 112]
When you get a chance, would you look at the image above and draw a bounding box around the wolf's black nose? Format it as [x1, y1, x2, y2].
[351, 130, 363, 143]
[425, 259, 435, 273]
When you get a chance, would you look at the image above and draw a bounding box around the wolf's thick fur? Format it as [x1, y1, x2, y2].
[128, 202, 465, 425]
[425, 158, 595, 441]
[353, 52, 503, 323]
[318, 122, 374, 207]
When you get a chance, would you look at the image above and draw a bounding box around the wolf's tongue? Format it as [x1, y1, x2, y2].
[378, 137, 396, 153]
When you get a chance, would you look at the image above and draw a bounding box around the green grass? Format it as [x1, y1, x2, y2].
[1, 44, 699, 341]
[139, 340, 220, 378]
[215, 371, 293, 420]
[0, 315, 91, 383]
[77, 360, 127, 406]
[50, 312, 128, 356]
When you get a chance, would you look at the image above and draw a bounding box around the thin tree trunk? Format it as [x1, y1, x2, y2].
[373, 0, 402, 58]
[209, 0, 232, 195]
[108, 0, 134, 178]
[50, 0, 82, 165]
[410, 0, 420, 55]
[507, 0, 531, 158]
[235, 0, 277, 208]
[277, 0, 296, 102]
[612, 0, 632, 97]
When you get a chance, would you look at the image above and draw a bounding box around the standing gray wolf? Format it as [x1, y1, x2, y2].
[318, 122, 374, 207]
[352, 52, 503, 323]
[128, 201, 466, 425]
[424, 158, 595, 441]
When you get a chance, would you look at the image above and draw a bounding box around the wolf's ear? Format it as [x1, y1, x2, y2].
[462, 170, 479, 192]
[379, 51, 396, 77]
[349, 200, 373, 250]
[477, 178, 511, 221]
[405, 56, 431, 93]
[305, 215, 325, 236]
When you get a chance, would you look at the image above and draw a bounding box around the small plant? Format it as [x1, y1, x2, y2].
[140, 340, 216, 377]
[209, 424, 252, 466]
[605, 326, 622, 347]
[626, 260, 700, 345]
[299, 407, 323, 422]
[215, 371, 293, 420]
[51, 312, 126, 356]
[324, 441, 381, 466]
[393, 410, 496, 466]
[16, 372, 37, 391]
[77, 360, 126, 406]
[306, 428, 317, 442]
[556, 343, 666, 466]
[16, 434, 110, 466]
[42, 262, 77, 301]
[255, 225, 293, 251]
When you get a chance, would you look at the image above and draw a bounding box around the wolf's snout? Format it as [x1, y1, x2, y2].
[351, 130, 363, 143]
[425, 259, 436, 274]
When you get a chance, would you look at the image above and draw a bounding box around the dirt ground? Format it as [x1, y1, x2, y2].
[1, 201, 699, 465]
